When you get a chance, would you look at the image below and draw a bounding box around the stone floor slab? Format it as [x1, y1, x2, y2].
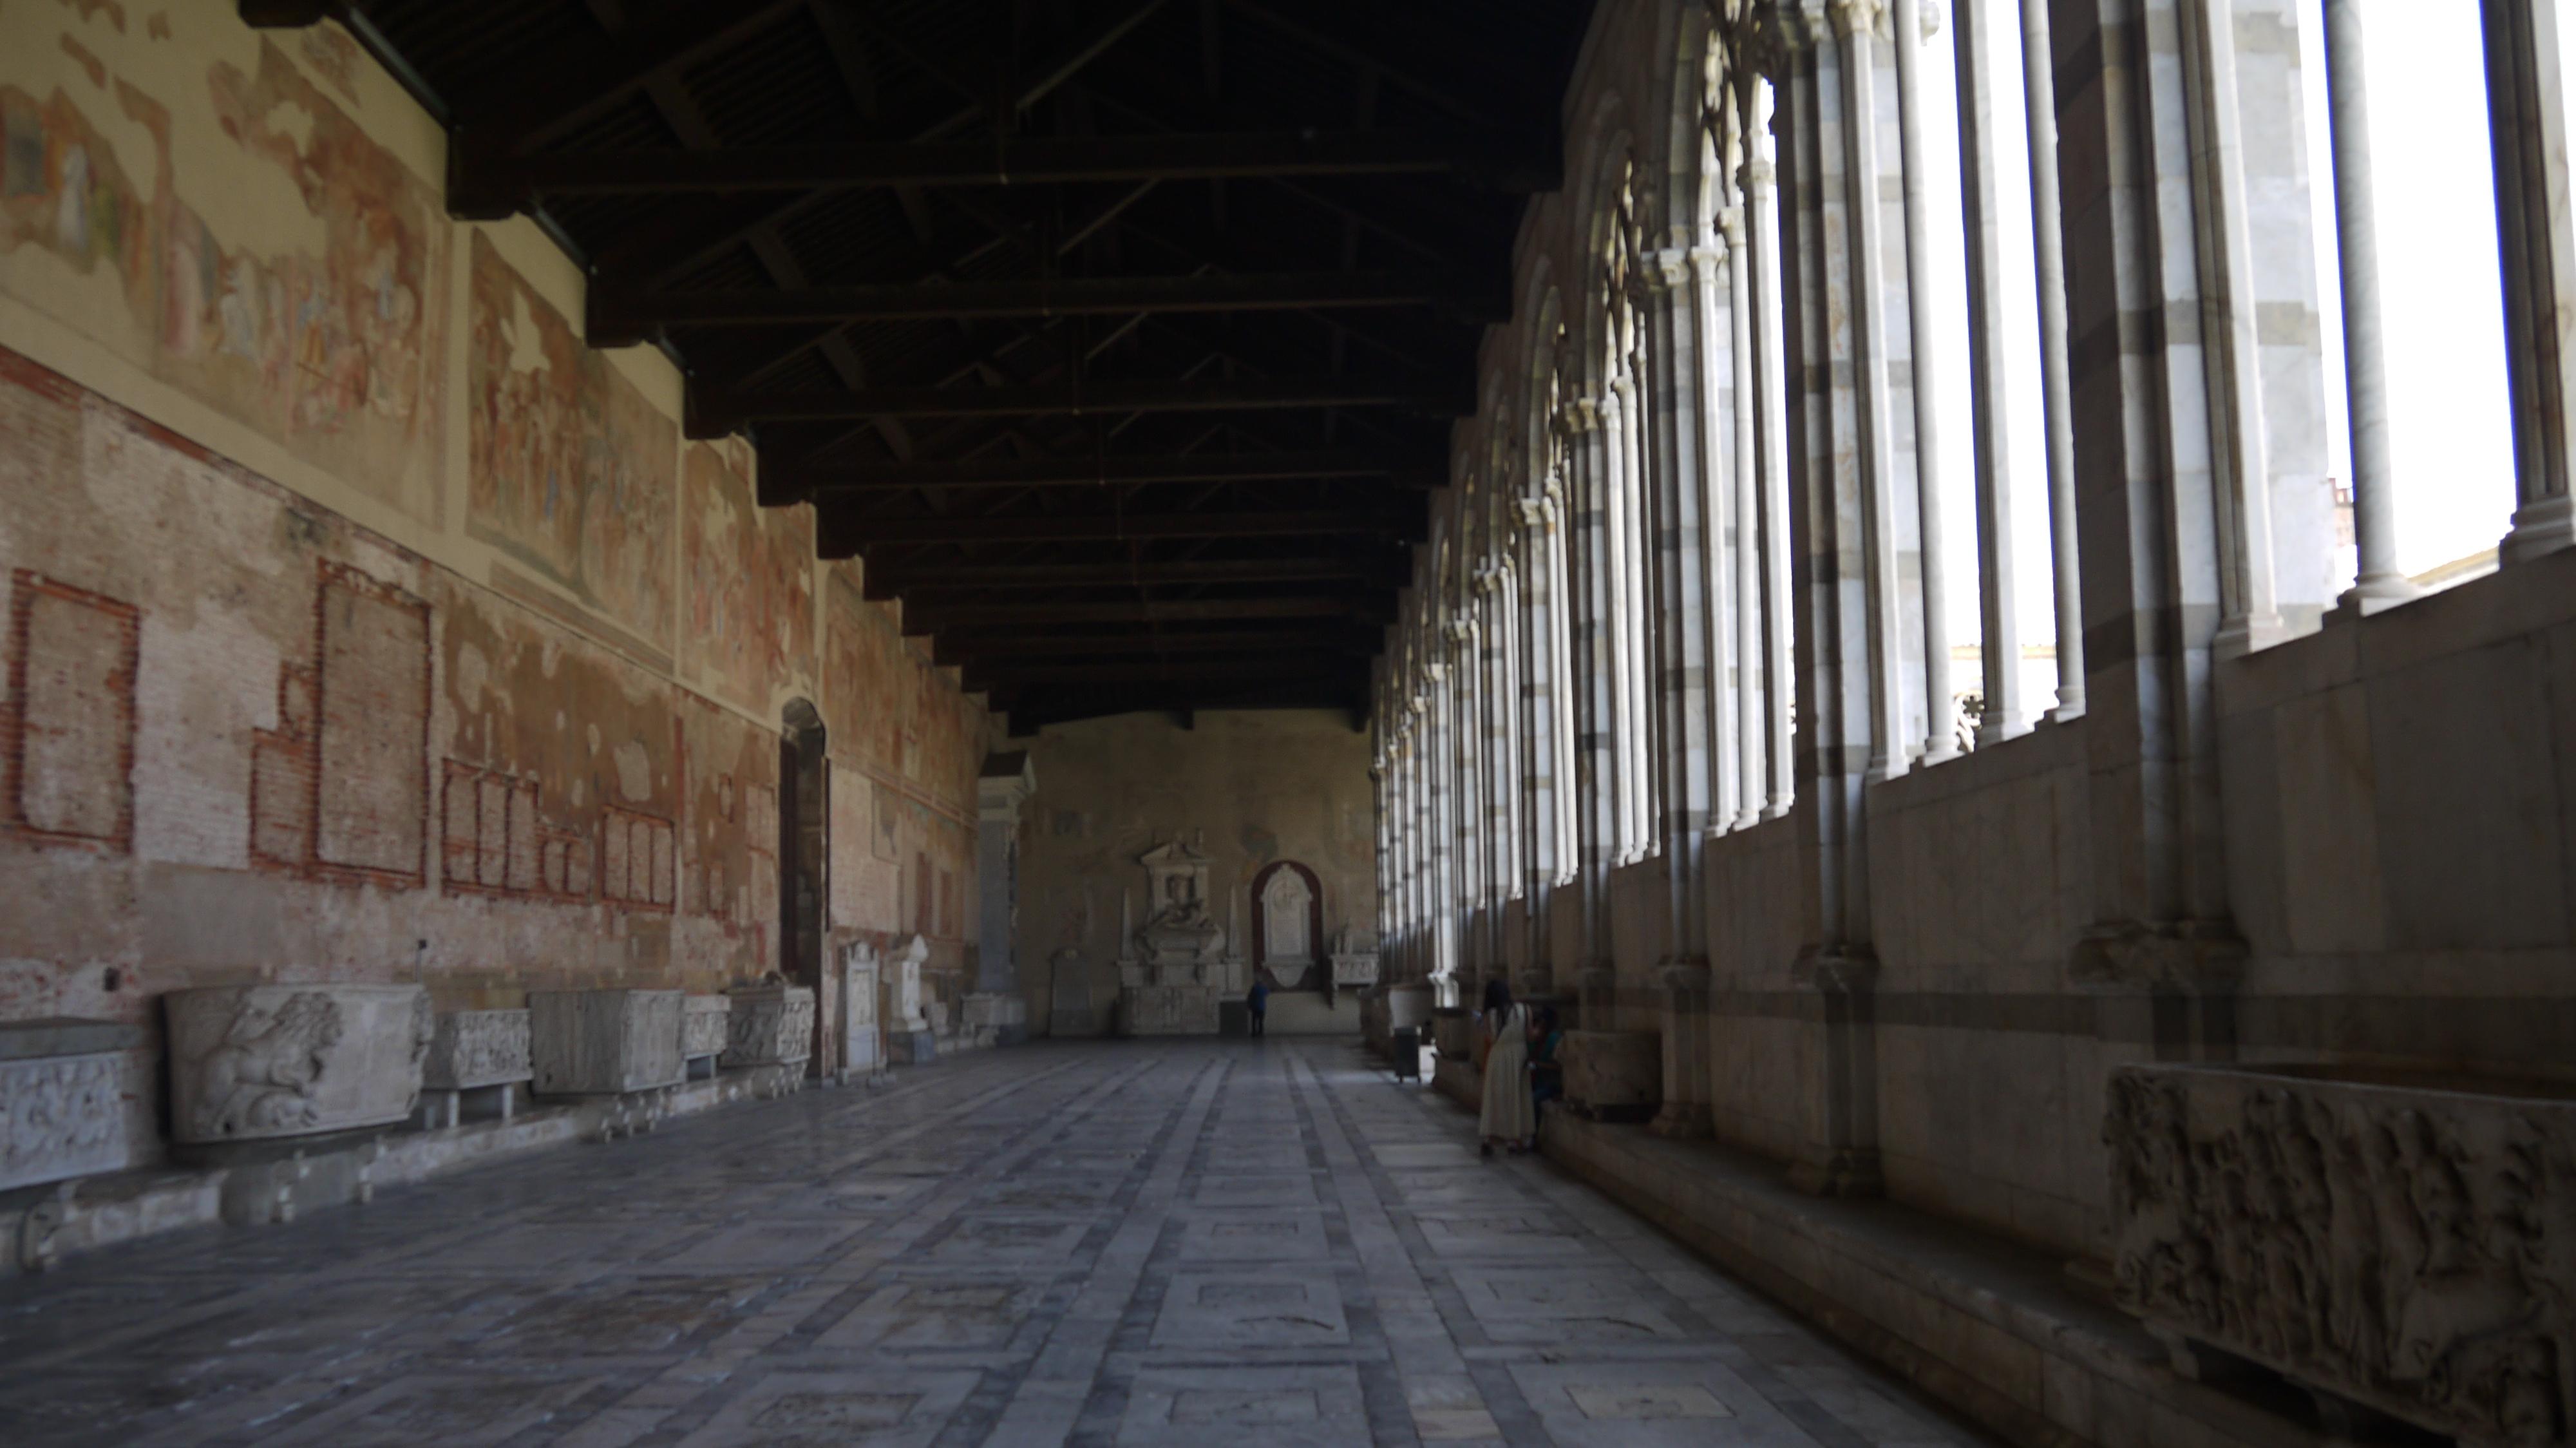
[0, 1042, 1993, 1448]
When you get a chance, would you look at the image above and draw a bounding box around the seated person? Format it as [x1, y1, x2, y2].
[1526, 1005, 1564, 1117]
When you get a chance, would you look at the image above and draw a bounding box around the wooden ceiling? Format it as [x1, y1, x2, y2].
[245, 0, 1592, 731]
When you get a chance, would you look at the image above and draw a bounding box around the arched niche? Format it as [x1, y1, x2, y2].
[1249, 859, 1324, 990]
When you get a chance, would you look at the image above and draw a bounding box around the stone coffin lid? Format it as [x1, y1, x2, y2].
[0, 1017, 144, 1060]
[166, 984, 430, 1145]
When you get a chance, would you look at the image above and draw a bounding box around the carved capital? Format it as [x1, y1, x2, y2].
[1558, 396, 1600, 433]
[1739, 156, 1777, 195]
[1513, 496, 1552, 531]
[1829, 0, 1880, 39]
[1772, 2, 1817, 53]
[1648, 247, 1694, 291]
[1719, 204, 1747, 246]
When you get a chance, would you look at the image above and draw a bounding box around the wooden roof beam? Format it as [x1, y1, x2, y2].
[932, 625, 1377, 665]
[822, 509, 1410, 551]
[905, 595, 1388, 633]
[875, 556, 1399, 596]
[595, 271, 1501, 345]
[762, 447, 1432, 500]
[702, 376, 1469, 435]
[486, 130, 1556, 207]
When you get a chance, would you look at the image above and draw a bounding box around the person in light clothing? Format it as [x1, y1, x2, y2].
[1477, 978, 1533, 1156]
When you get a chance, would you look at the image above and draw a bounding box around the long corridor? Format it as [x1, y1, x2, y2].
[0, 1045, 1987, 1447]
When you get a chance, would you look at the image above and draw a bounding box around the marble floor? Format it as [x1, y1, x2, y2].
[0, 1042, 1991, 1447]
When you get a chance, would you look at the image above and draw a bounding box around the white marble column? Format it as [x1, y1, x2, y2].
[1689, 232, 1743, 837]
[2196, 0, 2284, 656]
[1723, 204, 1766, 826]
[1953, 0, 2027, 743]
[1649, 244, 1714, 971]
[1622, 325, 1658, 860]
[1514, 497, 1558, 992]
[1836, 0, 1909, 785]
[1605, 363, 1649, 863]
[2486, 0, 2576, 565]
[1889, 0, 1958, 762]
[2019, 0, 2083, 719]
[1744, 82, 1799, 817]
[2322, 0, 2416, 613]
[1564, 399, 1616, 974]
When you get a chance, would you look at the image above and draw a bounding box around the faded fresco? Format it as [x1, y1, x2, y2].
[823, 569, 904, 781]
[681, 439, 815, 716]
[820, 565, 984, 954]
[677, 691, 781, 978]
[466, 231, 674, 651]
[0, 23, 448, 520]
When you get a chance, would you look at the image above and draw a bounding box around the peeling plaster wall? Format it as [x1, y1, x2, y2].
[1014, 710, 1377, 1034]
[0, 4, 989, 1170]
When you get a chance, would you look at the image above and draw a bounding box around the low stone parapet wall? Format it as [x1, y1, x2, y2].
[1535, 1112, 2322, 1448]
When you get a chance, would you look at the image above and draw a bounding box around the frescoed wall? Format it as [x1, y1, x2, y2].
[820, 566, 983, 1009]
[0, 13, 448, 524]
[0, 5, 994, 1170]
[466, 231, 674, 653]
[681, 438, 814, 716]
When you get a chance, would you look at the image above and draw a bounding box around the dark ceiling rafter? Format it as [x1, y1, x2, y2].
[694, 376, 1471, 436]
[762, 448, 1434, 502]
[598, 269, 1502, 338]
[819, 508, 1414, 551]
[265, 0, 1593, 723]
[481, 129, 1555, 204]
[591, 0, 1178, 287]
[874, 549, 1396, 585]
[906, 595, 1388, 631]
[931, 625, 1377, 666]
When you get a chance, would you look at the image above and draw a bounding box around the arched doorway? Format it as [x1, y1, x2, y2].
[1249, 859, 1323, 991]
[779, 700, 827, 1067]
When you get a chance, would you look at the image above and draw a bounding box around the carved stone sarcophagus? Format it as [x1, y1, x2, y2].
[681, 995, 730, 1060]
[1117, 983, 1217, 1036]
[420, 1009, 532, 1092]
[2106, 1063, 2576, 1446]
[721, 981, 815, 1068]
[1, 1018, 140, 1190]
[528, 989, 684, 1096]
[1558, 1031, 1662, 1121]
[167, 984, 430, 1145]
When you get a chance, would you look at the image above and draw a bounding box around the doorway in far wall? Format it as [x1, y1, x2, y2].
[779, 699, 827, 1067]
